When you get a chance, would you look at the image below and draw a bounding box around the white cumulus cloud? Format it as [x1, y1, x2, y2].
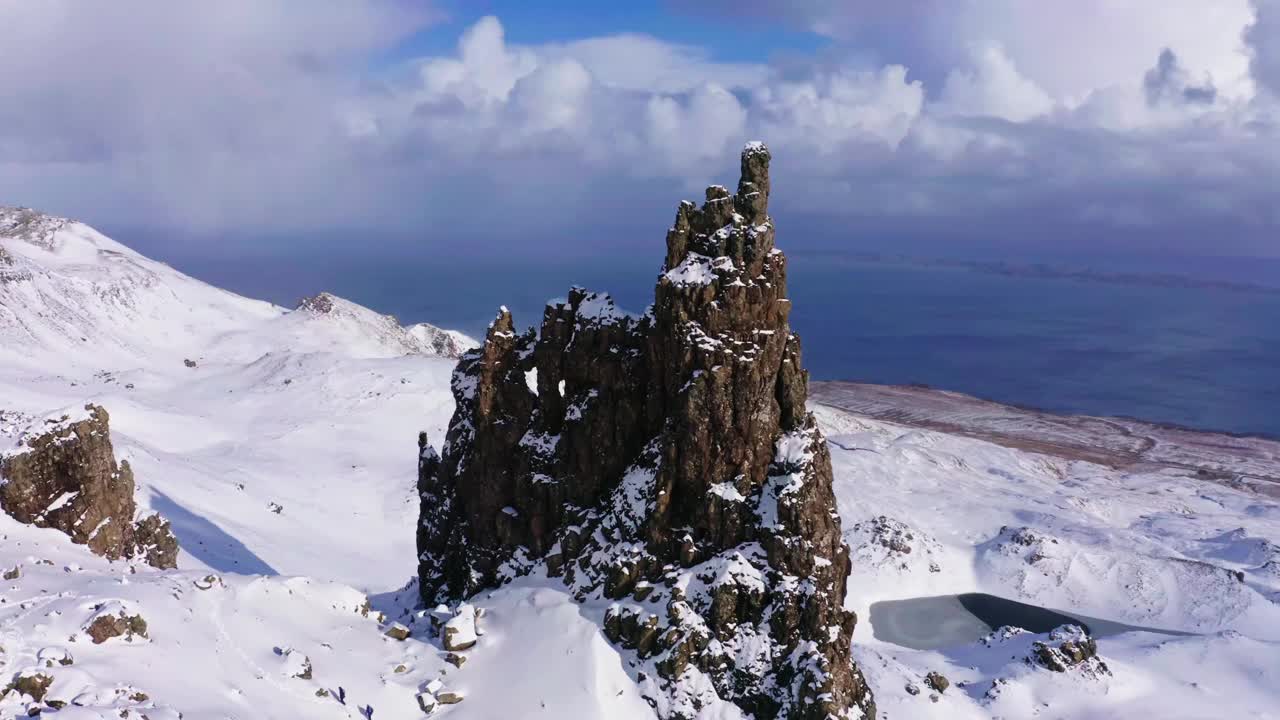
[0, 5, 1276, 254]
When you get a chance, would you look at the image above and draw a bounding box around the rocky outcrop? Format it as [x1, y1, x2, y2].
[924, 670, 950, 693]
[1031, 625, 1107, 674]
[132, 512, 180, 569]
[0, 206, 67, 251]
[85, 609, 150, 644]
[0, 405, 178, 568]
[417, 143, 874, 719]
[5, 671, 53, 702]
[296, 291, 476, 358]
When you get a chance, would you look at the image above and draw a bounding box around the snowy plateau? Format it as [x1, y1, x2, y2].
[1, 206, 1279, 719]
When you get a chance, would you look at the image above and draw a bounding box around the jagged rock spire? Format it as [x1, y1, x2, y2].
[418, 141, 875, 719]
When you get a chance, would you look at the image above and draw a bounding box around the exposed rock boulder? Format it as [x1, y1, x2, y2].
[194, 573, 223, 590]
[436, 691, 465, 705]
[979, 624, 1111, 689]
[133, 513, 180, 569]
[1031, 625, 1108, 674]
[5, 671, 53, 702]
[924, 671, 949, 693]
[442, 604, 478, 651]
[416, 692, 438, 714]
[0, 405, 179, 568]
[85, 608, 149, 644]
[850, 514, 943, 574]
[417, 143, 874, 719]
[384, 622, 411, 641]
[38, 647, 74, 668]
[296, 292, 339, 315]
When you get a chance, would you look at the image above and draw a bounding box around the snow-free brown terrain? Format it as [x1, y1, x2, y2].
[813, 381, 1280, 495]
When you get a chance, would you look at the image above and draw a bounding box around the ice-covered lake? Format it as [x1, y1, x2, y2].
[870, 593, 1193, 650]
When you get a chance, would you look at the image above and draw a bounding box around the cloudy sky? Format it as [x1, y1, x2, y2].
[1, 1, 1277, 260]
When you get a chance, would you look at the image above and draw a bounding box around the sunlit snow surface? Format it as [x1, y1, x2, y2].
[1, 214, 1278, 718]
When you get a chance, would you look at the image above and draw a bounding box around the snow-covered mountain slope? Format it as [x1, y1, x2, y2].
[1, 208, 1278, 718]
[0, 207, 475, 370]
[0, 208, 478, 588]
[0, 207, 279, 370]
[814, 403, 1280, 636]
[814, 403, 1280, 718]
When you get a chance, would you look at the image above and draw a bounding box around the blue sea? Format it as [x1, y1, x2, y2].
[178, 250, 1280, 438]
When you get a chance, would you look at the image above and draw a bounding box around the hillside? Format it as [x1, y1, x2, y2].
[0, 203, 1277, 719]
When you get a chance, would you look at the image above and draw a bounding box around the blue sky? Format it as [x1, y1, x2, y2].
[392, 1, 826, 62]
[1, 1, 1278, 262]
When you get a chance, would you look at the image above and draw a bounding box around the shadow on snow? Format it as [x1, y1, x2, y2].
[150, 489, 279, 576]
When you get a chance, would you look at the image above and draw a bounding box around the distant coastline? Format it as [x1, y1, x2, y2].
[804, 251, 1280, 296]
[812, 380, 1280, 493]
[819, 380, 1280, 443]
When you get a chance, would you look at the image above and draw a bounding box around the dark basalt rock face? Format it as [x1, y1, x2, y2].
[418, 143, 874, 719]
[0, 405, 178, 569]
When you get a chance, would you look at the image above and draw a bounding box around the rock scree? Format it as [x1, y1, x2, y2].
[0, 404, 178, 568]
[417, 142, 875, 719]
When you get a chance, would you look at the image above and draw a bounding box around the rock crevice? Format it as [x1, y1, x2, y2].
[418, 143, 874, 719]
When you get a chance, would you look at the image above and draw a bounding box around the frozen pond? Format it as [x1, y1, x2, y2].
[869, 593, 1192, 650]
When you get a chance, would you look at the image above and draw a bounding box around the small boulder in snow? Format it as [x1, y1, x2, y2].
[84, 607, 149, 644]
[436, 690, 465, 705]
[37, 646, 74, 667]
[924, 671, 949, 693]
[384, 622, 411, 641]
[275, 647, 313, 680]
[442, 604, 477, 651]
[428, 604, 452, 632]
[5, 671, 52, 702]
[194, 574, 223, 590]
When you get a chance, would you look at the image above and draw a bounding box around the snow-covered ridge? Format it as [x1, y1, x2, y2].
[232, 290, 478, 361]
[0, 207, 280, 368]
[297, 291, 477, 357]
[0, 206, 475, 368]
